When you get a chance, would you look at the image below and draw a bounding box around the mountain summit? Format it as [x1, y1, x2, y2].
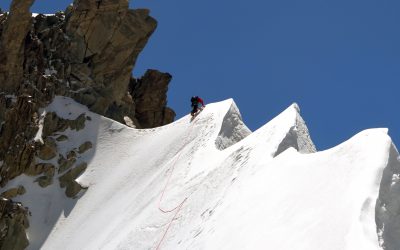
[0, 1, 399, 249]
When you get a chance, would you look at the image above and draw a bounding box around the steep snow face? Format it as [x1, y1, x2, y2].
[6, 97, 398, 250]
[376, 143, 400, 250]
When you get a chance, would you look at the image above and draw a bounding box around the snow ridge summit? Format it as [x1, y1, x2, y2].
[3, 96, 399, 250]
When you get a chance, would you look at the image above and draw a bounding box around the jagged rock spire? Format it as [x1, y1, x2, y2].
[65, 0, 157, 114]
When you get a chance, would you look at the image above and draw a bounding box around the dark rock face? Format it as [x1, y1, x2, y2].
[0, 0, 35, 93]
[65, 0, 158, 115]
[130, 69, 176, 128]
[0, 0, 174, 126]
[0, 198, 30, 250]
[0, 95, 40, 186]
[0, 0, 175, 248]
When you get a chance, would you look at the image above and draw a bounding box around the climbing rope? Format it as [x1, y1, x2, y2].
[155, 115, 198, 250]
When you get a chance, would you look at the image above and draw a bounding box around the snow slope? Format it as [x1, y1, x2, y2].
[4, 96, 400, 250]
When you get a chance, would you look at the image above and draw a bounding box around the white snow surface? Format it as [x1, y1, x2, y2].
[3, 96, 399, 250]
[32, 13, 54, 17]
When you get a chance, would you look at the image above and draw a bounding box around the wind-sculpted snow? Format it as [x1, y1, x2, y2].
[8, 97, 400, 250]
[273, 103, 316, 156]
[215, 100, 251, 150]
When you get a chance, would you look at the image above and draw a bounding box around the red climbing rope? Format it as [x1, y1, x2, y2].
[155, 118, 196, 250]
[155, 198, 187, 250]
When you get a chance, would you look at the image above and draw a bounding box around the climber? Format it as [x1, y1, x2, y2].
[190, 96, 205, 116]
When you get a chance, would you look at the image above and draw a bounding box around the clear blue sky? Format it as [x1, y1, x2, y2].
[2, 0, 399, 150]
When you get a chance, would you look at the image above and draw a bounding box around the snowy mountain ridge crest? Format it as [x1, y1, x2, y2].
[3, 96, 400, 250]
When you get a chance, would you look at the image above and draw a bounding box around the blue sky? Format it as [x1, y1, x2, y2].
[1, 0, 399, 150]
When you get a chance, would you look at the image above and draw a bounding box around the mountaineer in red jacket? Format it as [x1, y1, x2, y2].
[190, 96, 205, 116]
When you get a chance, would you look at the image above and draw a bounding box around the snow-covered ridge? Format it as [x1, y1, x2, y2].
[4, 96, 399, 250]
[233, 102, 316, 159]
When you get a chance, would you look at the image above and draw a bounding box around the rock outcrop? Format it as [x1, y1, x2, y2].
[65, 0, 159, 116]
[0, 95, 41, 187]
[129, 69, 176, 128]
[0, 0, 35, 93]
[0, 0, 176, 248]
[0, 198, 30, 250]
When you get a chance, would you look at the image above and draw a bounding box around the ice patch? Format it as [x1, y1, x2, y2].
[33, 110, 46, 144]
